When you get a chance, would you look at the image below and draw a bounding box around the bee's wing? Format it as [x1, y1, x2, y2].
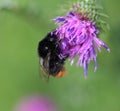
[38, 53, 50, 82]
[38, 67, 50, 82]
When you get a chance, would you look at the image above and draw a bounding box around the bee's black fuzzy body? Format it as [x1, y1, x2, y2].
[38, 32, 66, 77]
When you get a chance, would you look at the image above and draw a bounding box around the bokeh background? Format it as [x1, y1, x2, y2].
[0, 0, 120, 111]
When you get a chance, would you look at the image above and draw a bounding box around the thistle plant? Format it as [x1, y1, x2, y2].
[52, 0, 110, 78]
[0, 0, 110, 78]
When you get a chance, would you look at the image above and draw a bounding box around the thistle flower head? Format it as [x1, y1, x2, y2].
[53, 0, 110, 78]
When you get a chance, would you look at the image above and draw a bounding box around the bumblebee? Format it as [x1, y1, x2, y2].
[38, 32, 67, 79]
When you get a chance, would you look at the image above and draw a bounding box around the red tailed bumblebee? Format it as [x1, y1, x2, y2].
[38, 32, 67, 79]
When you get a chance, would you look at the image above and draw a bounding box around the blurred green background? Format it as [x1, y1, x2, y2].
[0, 0, 120, 111]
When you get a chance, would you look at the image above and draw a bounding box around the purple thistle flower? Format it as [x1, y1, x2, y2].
[53, 11, 110, 78]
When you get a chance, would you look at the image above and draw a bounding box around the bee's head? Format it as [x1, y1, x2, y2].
[38, 40, 51, 59]
[38, 32, 59, 59]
